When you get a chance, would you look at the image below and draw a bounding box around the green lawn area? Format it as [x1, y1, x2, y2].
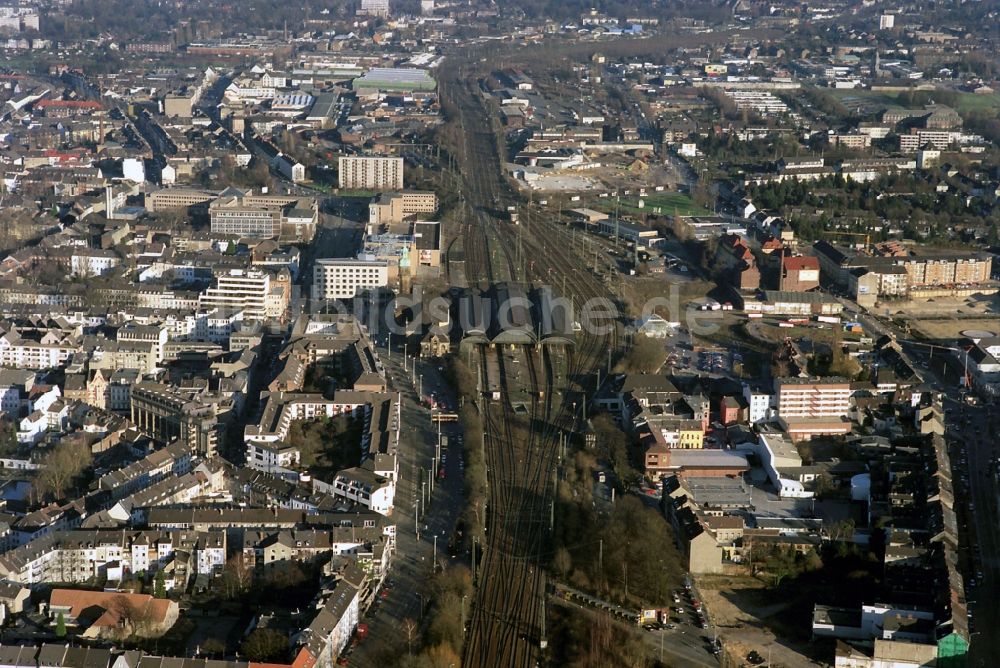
[827, 87, 1000, 115]
[827, 88, 899, 114]
[950, 91, 1000, 113]
[336, 189, 379, 198]
[593, 191, 711, 217]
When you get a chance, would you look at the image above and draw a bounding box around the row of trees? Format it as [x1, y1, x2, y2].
[749, 172, 999, 243]
[550, 449, 684, 607]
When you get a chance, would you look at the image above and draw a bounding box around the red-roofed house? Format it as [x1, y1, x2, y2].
[48, 588, 178, 639]
[714, 234, 760, 290]
[780, 255, 820, 292]
[34, 99, 103, 117]
[760, 236, 784, 254]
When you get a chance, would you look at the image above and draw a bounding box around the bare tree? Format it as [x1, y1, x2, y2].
[403, 617, 418, 655]
[240, 628, 289, 662]
[220, 552, 253, 599]
[35, 440, 93, 501]
[107, 595, 155, 638]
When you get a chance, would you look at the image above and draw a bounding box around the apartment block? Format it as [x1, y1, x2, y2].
[338, 156, 404, 190]
[775, 377, 851, 418]
[775, 377, 853, 438]
[359, 0, 390, 16]
[813, 241, 994, 296]
[0, 327, 78, 370]
[0, 529, 226, 585]
[199, 269, 270, 320]
[313, 259, 390, 300]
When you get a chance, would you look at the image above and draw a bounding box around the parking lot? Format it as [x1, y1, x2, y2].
[697, 349, 731, 374]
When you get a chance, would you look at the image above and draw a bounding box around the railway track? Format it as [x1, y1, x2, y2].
[437, 54, 622, 668]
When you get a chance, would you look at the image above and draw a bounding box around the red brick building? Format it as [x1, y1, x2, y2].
[719, 396, 743, 425]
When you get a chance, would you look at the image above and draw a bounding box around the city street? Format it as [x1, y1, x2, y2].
[944, 395, 998, 666]
[350, 343, 467, 667]
[885, 322, 996, 667]
[843, 311, 992, 663]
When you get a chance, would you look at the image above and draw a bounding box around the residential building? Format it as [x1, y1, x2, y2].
[330, 468, 394, 515]
[814, 241, 993, 295]
[199, 269, 270, 320]
[96, 441, 193, 500]
[775, 377, 853, 438]
[359, 0, 390, 17]
[338, 156, 404, 190]
[742, 383, 772, 424]
[0, 529, 226, 585]
[116, 324, 168, 364]
[271, 154, 306, 183]
[0, 327, 78, 370]
[70, 249, 120, 277]
[780, 255, 820, 292]
[0, 369, 34, 417]
[297, 569, 364, 665]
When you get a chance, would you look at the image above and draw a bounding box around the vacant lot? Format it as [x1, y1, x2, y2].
[594, 191, 712, 217]
[698, 573, 828, 668]
[909, 317, 999, 341]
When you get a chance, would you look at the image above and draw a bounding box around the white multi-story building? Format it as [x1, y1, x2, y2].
[359, 0, 390, 17]
[246, 440, 301, 473]
[117, 324, 169, 363]
[313, 259, 389, 301]
[70, 249, 120, 277]
[271, 154, 306, 183]
[193, 309, 244, 343]
[338, 156, 404, 190]
[725, 90, 789, 116]
[742, 383, 772, 424]
[0, 530, 227, 585]
[0, 369, 34, 417]
[0, 330, 78, 370]
[199, 270, 271, 320]
[331, 468, 395, 515]
[224, 78, 276, 102]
